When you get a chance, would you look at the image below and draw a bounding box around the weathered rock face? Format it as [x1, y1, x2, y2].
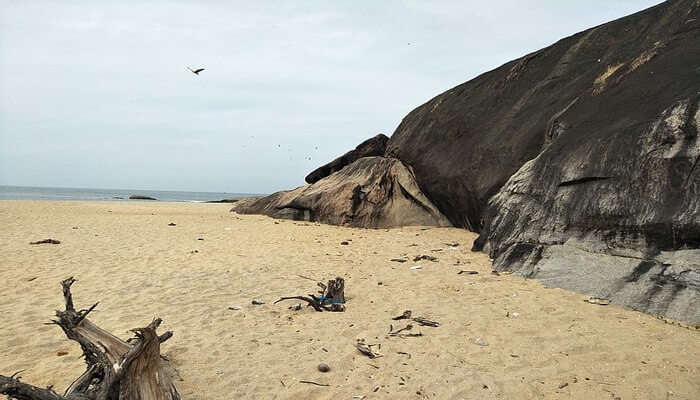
[305, 134, 389, 184]
[476, 98, 700, 322]
[233, 156, 451, 228]
[387, 0, 700, 232]
[469, 1, 700, 323]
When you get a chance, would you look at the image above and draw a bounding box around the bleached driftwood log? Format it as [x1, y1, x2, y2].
[0, 277, 180, 400]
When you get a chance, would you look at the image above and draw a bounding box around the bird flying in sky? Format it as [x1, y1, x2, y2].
[187, 66, 205, 75]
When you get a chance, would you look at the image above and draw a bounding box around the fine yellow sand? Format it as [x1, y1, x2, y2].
[0, 201, 698, 400]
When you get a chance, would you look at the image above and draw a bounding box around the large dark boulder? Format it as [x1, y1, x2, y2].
[234, 156, 451, 228]
[305, 134, 389, 184]
[476, 96, 700, 323]
[386, 0, 700, 232]
[467, 0, 700, 322]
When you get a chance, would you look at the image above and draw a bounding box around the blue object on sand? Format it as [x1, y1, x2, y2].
[317, 296, 345, 304]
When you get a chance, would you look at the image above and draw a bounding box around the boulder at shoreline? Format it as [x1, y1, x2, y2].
[129, 195, 158, 201]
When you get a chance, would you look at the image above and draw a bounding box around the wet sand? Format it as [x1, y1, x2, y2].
[0, 201, 698, 399]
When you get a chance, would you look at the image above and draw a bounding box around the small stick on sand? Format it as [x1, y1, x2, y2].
[392, 310, 412, 320]
[389, 324, 426, 338]
[411, 317, 440, 327]
[457, 270, 478, 275]
[29, 239, 60, 245]
[299, 380, 330, 387]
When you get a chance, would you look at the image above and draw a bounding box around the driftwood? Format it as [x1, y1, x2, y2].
[29, 239, 60, 245]
[412, 255, 438, 262]
[457, 270, 478, 275]
[274, 277, 346, 312]
[390, 310, 440, 327]
[0, 277, 180, 400]
[411, 317, 440, 327]
[388, 324, 424, 338]
[391, 310, 412, 320]
[298, 381, 330, 387]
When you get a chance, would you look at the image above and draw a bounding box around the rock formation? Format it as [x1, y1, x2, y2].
[474, 94, 700, 323]
[233, 156, 451, 228]
[305, 134, 389, 184]
[387, 0, 700, 233]
[129, 195, 158, 201]
[392, 0, 699, 322]
[234, 0, 700, 322]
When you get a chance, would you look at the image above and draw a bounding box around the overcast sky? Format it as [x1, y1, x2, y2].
[0, 0, 660, 194]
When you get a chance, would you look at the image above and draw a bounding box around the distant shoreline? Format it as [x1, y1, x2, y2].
[0, 185, 264, 203]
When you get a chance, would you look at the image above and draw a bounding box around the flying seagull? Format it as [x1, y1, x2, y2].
[187, 66, 205, 75]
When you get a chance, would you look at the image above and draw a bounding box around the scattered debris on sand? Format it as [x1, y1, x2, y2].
[391, 310, 440, 328]
[355, 340, 382, 358]
[388, 324, 423, 338]
[585, 297, 611, 306]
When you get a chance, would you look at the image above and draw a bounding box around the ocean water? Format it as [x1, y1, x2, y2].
[0, 185, 261, 202]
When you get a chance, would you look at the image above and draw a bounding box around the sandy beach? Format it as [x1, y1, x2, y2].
[0, 200, 698, 399]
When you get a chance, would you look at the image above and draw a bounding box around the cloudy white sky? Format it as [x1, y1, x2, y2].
[0, 0, 660, 194]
